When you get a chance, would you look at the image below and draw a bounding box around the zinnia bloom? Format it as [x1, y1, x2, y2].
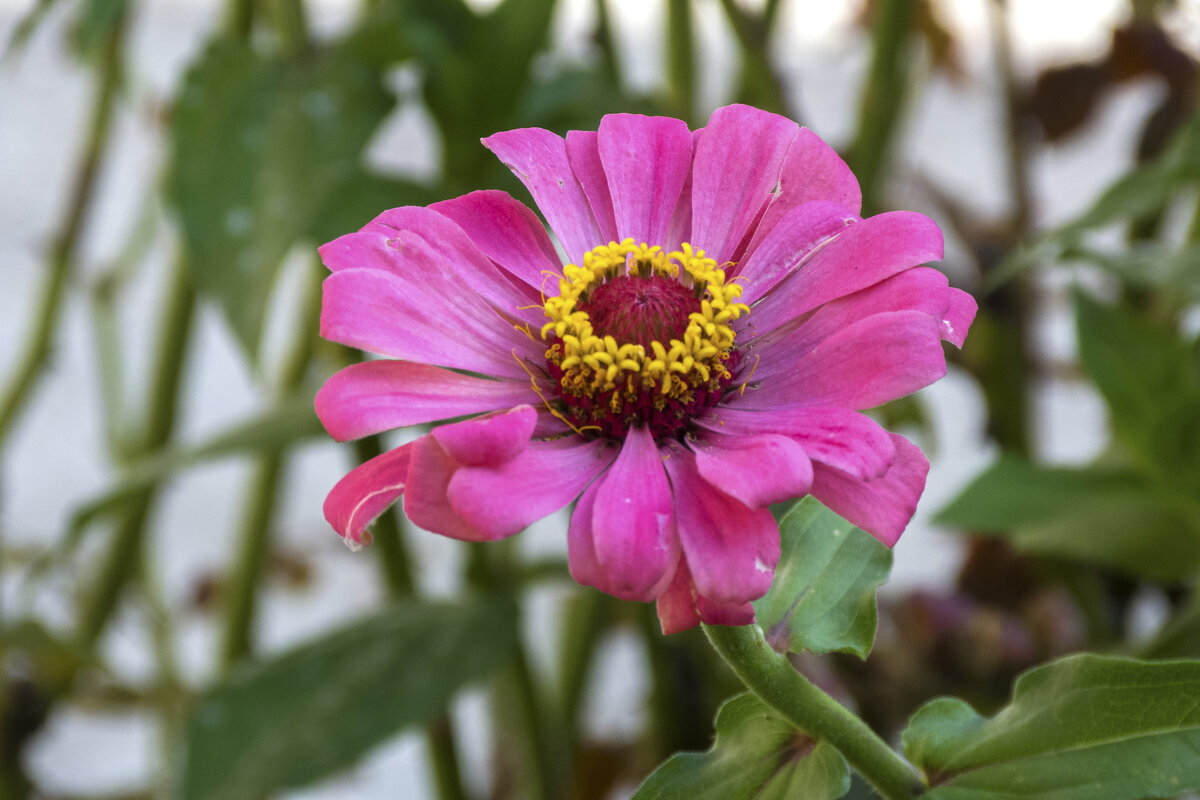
[316, 104, 975, 633]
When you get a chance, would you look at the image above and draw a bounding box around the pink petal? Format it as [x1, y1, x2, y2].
[747, 211, 944, 336]
[447, 439, 617, 539]
[662, 443, 780, 606]
[430, 190, 563, 294]
[655, 557, 755, 635]
[690, 104, 798, 265]
[656, 557, 701, 635]
[810, 433, 929, 547]
[663, 128, 703, 252]
[320, 267, 538, 380]
[742, 311, 947, 411]
[565, 131, 619, 245]
[587, 427, 679, 601]
[483, 127, 603, 264]
[598, 114, 693, 246]
[404, 435, 491, 541]
[943, 285, 978, 348]
[315, 361, 537, 442]
[431, 405, 537, 467]
[734, 201, 858, 304]
[698, 405, 897, 482]
[322, 206, 542, 327]
[748, 267, 969, 381]
[741, 127, 862, 264]
[692, 433, 813, 508]
[324, 441, 413, 545]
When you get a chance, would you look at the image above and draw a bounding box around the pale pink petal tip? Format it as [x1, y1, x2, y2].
[942, 287, 978, 348]
[323, 442, 414, 546]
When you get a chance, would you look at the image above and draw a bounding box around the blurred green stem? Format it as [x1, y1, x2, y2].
[849, 0, 916, 214]
[219, 260, 323, 671]
[667, 0, 694, 121]
[705, 624, 924, 800]
[593, 0, 620, 87]
[78, 258, 196, 648]
[717, 0, 789, 116]
[0, 12, 127, 453]
[352, 436, 469, 800]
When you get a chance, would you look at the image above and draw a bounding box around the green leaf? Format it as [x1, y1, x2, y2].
[937, 457, 1200, 581]
[902, 654, 1200, 800]
[633, 693, 850, 800]
[180, 598, 518, 800]
[167, 39, 393, 358]
[1075, 291, 1200, 484]
[753, 497, 892, 659]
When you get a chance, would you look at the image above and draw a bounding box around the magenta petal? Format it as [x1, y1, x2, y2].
[696, 594, 756, 628]
[662, 444, 779, 606]
[943, 285, 978, 348]
[598, 114, 693, 246]
[692, 433, 813, 508]
[320, 268, 536, 380]
[567, 479, 606, 593]
[315, 361, 537, 442]
[810, 433, 929, 547]
[735, 201, 858, 304]
[743, 311, 947, 411]
[690, 104, 797, 265]
[565, 131, 619, 245]
[749, 211, 944, 336]
[404, 436, 491, 541]
[588, 427, 679, 601]
[741, 127, 862, 264]
[430, 190, 562, 294]
[447, 439, 617, 539]
[483, 127, 603, 264]
[708, 404, 898, 481]
[324, 206, 542, 326]
[324, 441, 413, 546]
[656, 557, 702, 635]
[431, 405, 537, 467]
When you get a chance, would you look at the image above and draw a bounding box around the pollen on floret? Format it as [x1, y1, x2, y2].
[540, 239, 749, 440]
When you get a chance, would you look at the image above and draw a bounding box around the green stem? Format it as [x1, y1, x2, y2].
[508, 642, 555, 800]
[351, 436, 468, 800]
[849, 0, 916, 215]
[717, 0, 789, 116]
[78, 258, 196, 648]
[705, 625, 924, 800]
[0, 12, 126, 451]
[667, 0, 694, 121]
[593, 0, 620, 88]
[219, 260, 323, 672]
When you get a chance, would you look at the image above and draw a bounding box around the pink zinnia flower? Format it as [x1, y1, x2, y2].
[315, 104, 975, 634]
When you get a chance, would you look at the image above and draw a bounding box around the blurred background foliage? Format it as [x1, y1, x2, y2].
[2, 0, 1200, 797]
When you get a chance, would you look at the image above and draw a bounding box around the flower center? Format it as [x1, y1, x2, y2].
[539, 240, 749, 440]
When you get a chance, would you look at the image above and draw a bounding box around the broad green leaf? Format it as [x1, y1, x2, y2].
[167, 39, 393, 357]
[754, 497, 892, 658]
[181, 598, 518, 800]
[633, 693, 850, 800]
[902, 654, 1200, 800]
[1075, 292, 1200, 485]
[938, 457, 1200, 581]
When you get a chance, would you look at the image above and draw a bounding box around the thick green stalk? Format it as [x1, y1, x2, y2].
[0, 14, 127, 451]
[667, 0, 694, 121]
[705, 625, 924, 800]
[849, 0, 916, 214]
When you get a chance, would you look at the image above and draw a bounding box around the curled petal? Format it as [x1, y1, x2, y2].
[431, 405, 537, 467]
[404, 436, 491, 541]
[810, 433, 929, 547]
[655, 557, 756, 635]
[324, 441, 413, 546]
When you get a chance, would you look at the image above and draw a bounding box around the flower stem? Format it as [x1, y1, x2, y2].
[704, 624, 924, 800]
[0, 11, 127, 452]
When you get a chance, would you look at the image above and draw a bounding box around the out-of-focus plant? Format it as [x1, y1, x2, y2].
[4, 0, 1200, 798]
